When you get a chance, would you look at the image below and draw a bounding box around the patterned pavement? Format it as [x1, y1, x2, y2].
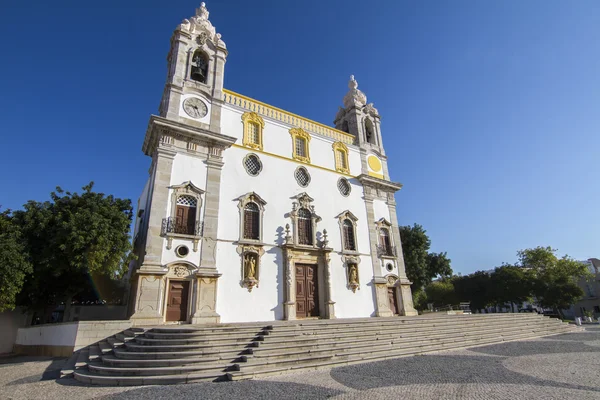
[1, 326, 599, 400]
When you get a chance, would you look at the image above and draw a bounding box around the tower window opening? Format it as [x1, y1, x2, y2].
[191, 51, 208, 83]
[365, 118, 376, 145]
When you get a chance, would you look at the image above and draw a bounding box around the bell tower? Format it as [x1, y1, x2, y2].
[158, 2, 228, 134]
[334, 76, 388, 179]
[335, 76, 417, 317]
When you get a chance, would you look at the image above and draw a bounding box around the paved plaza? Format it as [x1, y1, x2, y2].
[1, 326, 599, 400]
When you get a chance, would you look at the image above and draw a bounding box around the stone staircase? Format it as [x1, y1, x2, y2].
[63, 313, 579, 386]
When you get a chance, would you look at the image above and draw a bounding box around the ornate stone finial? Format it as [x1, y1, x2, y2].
[322, 229, 329, 248]
[343, 75, 367, 108]
[348, 75, 358, 90]
[196, 2, 209, 20]
[284, 223, 291, 244]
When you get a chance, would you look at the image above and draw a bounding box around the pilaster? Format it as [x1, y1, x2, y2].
[283, 249, 296, 320]
[191, 268, 221, 324]
[199, 149, 225, 270]
[386, 197, 417, 316]
[130, 272, 167, 325]
[140, 147, 176, 272]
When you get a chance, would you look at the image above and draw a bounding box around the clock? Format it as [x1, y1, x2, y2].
[183, 97, 208, 119]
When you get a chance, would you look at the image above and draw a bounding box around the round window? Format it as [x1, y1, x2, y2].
[243, 154, 262, 176]
[294, 167, 311, 187]
[338, 178, 351, 196]
[386, 263, 394, 272]
[175, 245, 190, 258]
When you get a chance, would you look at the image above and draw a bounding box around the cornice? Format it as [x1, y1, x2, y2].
[142, 115, 236, 156]
[356, 174, 403, 193]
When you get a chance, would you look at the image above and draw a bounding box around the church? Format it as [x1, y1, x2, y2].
[128, 3, 417, 325]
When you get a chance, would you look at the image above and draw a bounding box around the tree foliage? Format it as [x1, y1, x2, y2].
[424, 280, 457, 306]
[517, 246, 591, 313]
[0, 211, 32, 311]
[400, 224, 452, 291]
[11, 183, 133, 319]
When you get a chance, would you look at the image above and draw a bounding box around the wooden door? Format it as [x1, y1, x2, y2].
[175, 205, 196, 234]
[166, 281, 189, 322]
[388, 287, 399, 315]
[295, 264, 319, 318]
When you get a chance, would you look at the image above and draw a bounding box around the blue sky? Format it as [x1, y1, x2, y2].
[1, 1, 598, 274]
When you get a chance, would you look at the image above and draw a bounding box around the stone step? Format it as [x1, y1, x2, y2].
[143, 329, 270, 340]
[88, 361, 237, 376]
[116, 333, 136, 342]
[88, 345, 102, 362]
[124, 329, 146, 337]
[107, 337, 125, 349]
[248, 326, 562, 361]
[278, 314, 544, 329]
[257, 321, 561, 349]
[113, 347, 252, 360]
[149, 324, 274, 334]
[263, 319, 547, 340]
[267, 316, 546, 334]
[73, 369, 228, 386]
[124, 340, 258, 353]
[134, 334, 265, 346]
[228, 328, 569, 381]
[102, 353, 240, 368]
[99, 341, 113, 355]
[75, 349, 90, 368]
[60, 351, 79, 378]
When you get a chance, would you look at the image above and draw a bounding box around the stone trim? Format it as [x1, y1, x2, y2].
[289, 192, 321, 248]
[235, 192, 267, 243]
[164, 181, 205, 251]
[282, 246, 335, 320]
[335, 210, 359, 253]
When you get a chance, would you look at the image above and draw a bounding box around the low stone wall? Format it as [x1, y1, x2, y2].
[13, 320, 132, 357]
[0, 309, 29, 355]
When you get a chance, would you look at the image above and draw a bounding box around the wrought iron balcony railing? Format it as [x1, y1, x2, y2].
[161, 217, 203, 237]
[376, 244, 397, 258]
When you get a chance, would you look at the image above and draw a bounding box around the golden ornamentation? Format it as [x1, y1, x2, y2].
[332, 142, 350, 174]
[224, 89, 355, 145]
[289, 128, 311, 164]
[241, 112, 265, 151]
[367, 155, 382, 172]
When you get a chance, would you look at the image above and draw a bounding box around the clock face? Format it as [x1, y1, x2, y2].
[183, 97, 208, 119]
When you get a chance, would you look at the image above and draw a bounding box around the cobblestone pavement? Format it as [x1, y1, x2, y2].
[1, 326, 599, 400]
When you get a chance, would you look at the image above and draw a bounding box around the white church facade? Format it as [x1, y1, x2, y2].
[128, 3, 417, 325]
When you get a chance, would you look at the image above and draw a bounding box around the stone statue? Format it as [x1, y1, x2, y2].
[245, 255, 256, 279]
[349, 265, 358, 284]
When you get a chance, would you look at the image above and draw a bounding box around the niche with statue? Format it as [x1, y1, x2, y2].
[237, 245, 264, 292]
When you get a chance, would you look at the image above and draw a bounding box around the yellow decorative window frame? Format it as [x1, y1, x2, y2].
[241, 112, 265, 151]
[332, 141, 350, 174]
[290, 127, 311, 164]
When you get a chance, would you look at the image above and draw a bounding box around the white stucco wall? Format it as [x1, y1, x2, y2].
[160, 153, 209, 267]
[214, 108, 377, 321]
[15, 323, 79, 347]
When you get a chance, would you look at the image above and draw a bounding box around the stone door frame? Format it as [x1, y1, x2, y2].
[282, 246, 335, 320]
[161, 264, 197, 324]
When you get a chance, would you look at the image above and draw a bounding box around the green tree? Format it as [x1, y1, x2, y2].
[0, 211, 32, 311]
[489, 265, 535, 310]
[13, 183, 133, 322]
[424, 280, 457, 306]
[452, 271, 493, 312]
[517, 246, 592, 316]
[400, 224, 453, 291]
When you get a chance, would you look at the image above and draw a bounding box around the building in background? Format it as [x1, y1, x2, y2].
[127, 3, 416, 325]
